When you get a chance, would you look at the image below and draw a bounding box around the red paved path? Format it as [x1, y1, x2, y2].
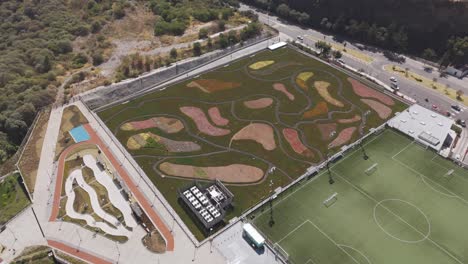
[48, 239, 112, 264]
[49, 123, 174, 251]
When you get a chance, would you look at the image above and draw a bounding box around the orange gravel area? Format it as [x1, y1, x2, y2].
[159, 162, 264, 183]
[315, 81, 344, 107]
[248, 60, 274, 70]
[51, 123, 174, 251]
[48, 239, 112, 264]
[303, 101, 329, 118]
[328, 127, 357, 149]
[282, 128, 314, 158]
[120, 117, 184, 133]
[180, 106, 230, 136]
[338, 114, 362, 124]
[186, 79, 240, 93]
[232, 123, 276, 150]
[317, 123, 337, 140]
[273, 83, 295, 101]
[208, 107, 229, 126]
[361, 99, 392, 119]
[295, 72, 314, 90]
[348, 78, 395, 106]
[243, 98, 273, 109]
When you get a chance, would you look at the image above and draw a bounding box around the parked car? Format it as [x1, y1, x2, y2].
[456, 119, 466, 127]
[337, 59, 345, 65]
[390, 76, 398, 83]
[297, 35, 304, 41]
[452, 105, 462, 112]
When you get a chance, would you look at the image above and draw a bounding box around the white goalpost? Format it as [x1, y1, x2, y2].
[443, 169, 455, 180]
[365, 163, 378, 175]
[323, 192, 338, 208]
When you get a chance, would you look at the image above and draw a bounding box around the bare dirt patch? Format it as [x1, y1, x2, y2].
[127, 132, 200, 152]
[186, 79, 241, 93]
[303, 101, 329, 118]
[315, 81, 344, 107]
[282, 128, 314, 158]
[143, 230, 167, 254]
[121, 117, 184, 133]
[361, 99, 392, 119]
[55, 106, 89, 160]
[328, 127, 357, 149]
[348, 78, 395, 106]
[208, 107, 229, 126]
[180, 106, 230, 136]
[159, 162, 264, 183]
[273, 83, 295, 101]
[248, 60, 275, 70]
[232, 123, 276, 150]
[244, 98, 273, 109]
[18, 110, 50, 195]
[317, 123, 337, 140]
[338, 115, 362, 124]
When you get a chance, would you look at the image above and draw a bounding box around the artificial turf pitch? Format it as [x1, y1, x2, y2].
[251, 129, 468, 264]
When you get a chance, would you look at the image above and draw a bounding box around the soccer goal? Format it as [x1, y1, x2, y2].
[273, 242, 290, 262]
[365, 163, 378, 175]
[323, 192, 338, 208]
[443, 169, 455, 180]
[414, 139, 429, 150]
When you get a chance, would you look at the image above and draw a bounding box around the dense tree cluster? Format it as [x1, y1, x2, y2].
[149, 0, 236, 36]
[0, 0, 126, 163]
[242, 0, 468, 65]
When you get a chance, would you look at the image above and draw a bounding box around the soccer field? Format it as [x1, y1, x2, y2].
[251, 129, 468, 264]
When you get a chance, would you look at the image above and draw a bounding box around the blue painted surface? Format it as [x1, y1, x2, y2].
[69, 125, 90, 143]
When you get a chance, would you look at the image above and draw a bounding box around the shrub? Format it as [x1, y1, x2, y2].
[170, 48, 177, 59]
[72, 53, 88, 68]
[193, 42, 202, 56]
[92, 53, 104, 66]
[199, 28, 208, 39]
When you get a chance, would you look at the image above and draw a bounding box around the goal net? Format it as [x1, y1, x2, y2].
[323, 192, 338, 208]
[414, 139, 429, 150]
[273, 243, 290, 262]
[365, 163, 378, 175]
[443, 169, 455, 180]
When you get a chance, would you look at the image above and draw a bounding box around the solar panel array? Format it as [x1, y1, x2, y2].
[183, 186, 221, 224]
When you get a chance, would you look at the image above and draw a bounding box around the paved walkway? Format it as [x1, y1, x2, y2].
[48, 239, 113, 264]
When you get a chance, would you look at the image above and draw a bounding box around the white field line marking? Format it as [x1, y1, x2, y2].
[428, 156, 468, 184]
[338, 244, 372, 264]
[306, 220, 361, 264]
[304, 258, 317, 264]
[391, 140, 414, 159]
[254, 130, 389, 220]
[392, 156, 466, 201]
[277, 220, 310, 244]
[332, 170, 464, 264]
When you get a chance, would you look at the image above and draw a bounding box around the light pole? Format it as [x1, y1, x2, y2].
[76, 229, 82, 252]
[359, 141, 369, 160]
[325, 152, 334, 185]
[115, 242, 121, 263]
[268, 179, 275, 227]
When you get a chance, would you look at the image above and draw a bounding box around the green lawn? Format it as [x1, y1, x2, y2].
[98, 46, 406, 240]
[0, 172, 30, 225]
[251, 129, 468, 264]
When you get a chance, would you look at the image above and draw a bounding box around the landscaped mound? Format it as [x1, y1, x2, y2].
[248, 60, 274, 70]
[232, 123, 276, 150]
[244, 98, 273, 109]
[348, 78, 395, 106]
[296, 72, 314, 90]
[328, 127, 357, 149]
[186, 79, 240, 93]
[317, 123, 337, 140]
[282, 128, 314, 157]
[120, 117, 184, 133]
[127, 132, 201, 152]
[361, 99, 392, 119]
[273, 83, 295, 101]
[315, 81, 344, 107]
[180, 106, 230, 136]
[303, 101, 329, 118]
[159, 162, 264, 183]
[253, 62, 302, 76]
[338, 115, 362, 124]
[208, 107, 229, 126]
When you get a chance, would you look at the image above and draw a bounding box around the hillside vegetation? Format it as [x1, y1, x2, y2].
[243, 0, 468, 65]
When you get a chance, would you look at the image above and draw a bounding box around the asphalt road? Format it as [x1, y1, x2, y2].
[240, 4, 468, 121]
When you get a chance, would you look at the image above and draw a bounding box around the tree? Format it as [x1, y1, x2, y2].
[170, 48, 178, 59]
[217, 20, 226, 32]
[332, 50, 342, 59]
[457, 89, 464, 101]
[218, 33, 228, 48]
[315, 41, 332, 57]
[92, 53, 104, 66]
[193, 42, 202, 56]
[199, 28, 208, 39]
[207, 37, 213, 49]
[297, 12, 310, 25]
[112, 2, 126, 19]
[422, 48, 437, 62]
[276, 4, 290, 18]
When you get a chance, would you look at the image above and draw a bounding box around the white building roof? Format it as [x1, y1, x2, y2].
[243, 223, 265, 246]
[268, 41, 287, 51]
[388, 104, 453, 151]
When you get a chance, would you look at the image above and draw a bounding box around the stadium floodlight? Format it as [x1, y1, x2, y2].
[325, 152, 334, 184]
